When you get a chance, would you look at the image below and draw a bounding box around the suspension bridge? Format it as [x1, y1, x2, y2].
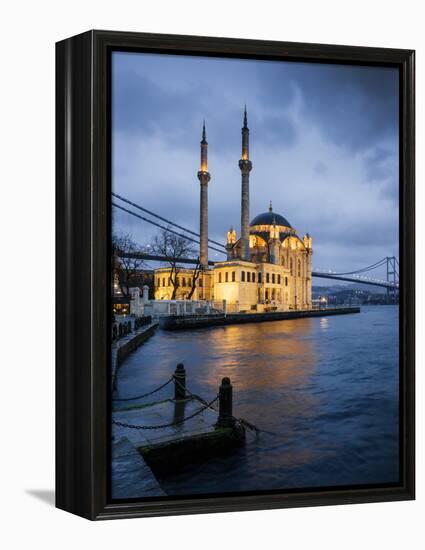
[112, 192, 399, 297]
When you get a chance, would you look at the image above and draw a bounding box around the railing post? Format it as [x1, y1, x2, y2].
[174, 363, 186, 400]
[217, 377, 235, 428]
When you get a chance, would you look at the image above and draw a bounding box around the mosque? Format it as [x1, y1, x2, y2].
[154, 108, 313, 312]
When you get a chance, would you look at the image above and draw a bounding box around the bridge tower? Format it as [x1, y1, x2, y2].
[386, 256, 397, 304]
[239, 106, 252, 261]
[197, 121, 211, 270]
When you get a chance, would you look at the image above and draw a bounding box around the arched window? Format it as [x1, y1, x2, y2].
[266, 273, 270, 283]
[163, 278, 166, 287]
[278, 275, 281, 285]
[232, 271, 236, 282]
[247, 272, 251, 282]
[241, 271, 246, 282]
[272, 273, 275, 284]
[258, 272, 262, 284]
[218, 272, 222, 283]
[285, 277, 288, 286]
[225, 272, 229, 282]
[252, 273, 256, 283]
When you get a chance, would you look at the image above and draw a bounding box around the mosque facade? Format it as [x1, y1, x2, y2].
[154, 109, 313, 312]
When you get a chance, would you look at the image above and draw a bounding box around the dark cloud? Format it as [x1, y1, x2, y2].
[111, 52, 399, 274]
[256, 61, 399, 154]
[364, 147, 396, 181]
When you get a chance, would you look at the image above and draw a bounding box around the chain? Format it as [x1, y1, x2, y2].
[173, 377, 219, 411]
[113, 377, 173, 402]
[173, 377, 259, 433]
[112, 395, 219, 430]
[114, 373, 260, 434]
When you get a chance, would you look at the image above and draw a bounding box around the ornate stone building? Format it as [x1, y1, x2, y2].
[154, 109, 313, 311]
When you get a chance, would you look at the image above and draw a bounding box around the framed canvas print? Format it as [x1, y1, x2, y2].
[56, 30, 415, 520]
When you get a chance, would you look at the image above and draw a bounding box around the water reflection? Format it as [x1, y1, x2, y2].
[320, 317, 329, 330]
[115, 306, 399, 495]
[198, 319, 316, 391]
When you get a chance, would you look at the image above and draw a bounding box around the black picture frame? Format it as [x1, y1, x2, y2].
[56, 29, 415, 520]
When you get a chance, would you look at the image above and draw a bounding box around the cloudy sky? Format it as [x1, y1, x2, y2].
[112, 51, 399, 280]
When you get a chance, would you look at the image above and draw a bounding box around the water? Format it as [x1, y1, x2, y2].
[114, 306, 399, 496]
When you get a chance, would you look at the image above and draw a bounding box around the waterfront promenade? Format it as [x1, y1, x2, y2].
[160, 306, 360, 330]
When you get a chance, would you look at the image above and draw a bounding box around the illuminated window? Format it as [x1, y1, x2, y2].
[232, 271, 236, 282]
[247, 272, 251, 282]
[218, 272, 222, 283]
[225, 272, 229, 282]
[241, 271, 245, 282]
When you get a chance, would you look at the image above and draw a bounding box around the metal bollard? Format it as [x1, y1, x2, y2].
[174, 363, 186, 400]
[217, 377, 235, 428]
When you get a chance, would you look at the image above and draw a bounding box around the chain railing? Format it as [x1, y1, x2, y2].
[112, 395, 219, 431]
[113, 362, 260, 434]
[112, 315, 153, 342]
[113, 377, 174, 402]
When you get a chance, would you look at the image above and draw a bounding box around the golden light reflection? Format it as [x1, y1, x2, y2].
[201, 319, 316, 393]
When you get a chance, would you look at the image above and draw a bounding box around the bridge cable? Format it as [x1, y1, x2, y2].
[112, 192, 225, 249]
[112, 202, 226, 255]
[324, 257, 388, 276]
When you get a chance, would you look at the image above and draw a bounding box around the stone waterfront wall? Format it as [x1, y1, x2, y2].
[111, 321, 158, 389]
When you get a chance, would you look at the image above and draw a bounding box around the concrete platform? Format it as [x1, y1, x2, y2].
[111, 436, 166, 499]
[112, 396, 245, 475]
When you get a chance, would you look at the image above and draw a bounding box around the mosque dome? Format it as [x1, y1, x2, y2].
[250, 202, 292, 229]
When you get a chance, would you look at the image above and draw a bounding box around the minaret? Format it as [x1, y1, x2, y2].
[226, 227, 237, 260]
[239, 106, 252, 261]
[197, 121, 211, 270]
[269, 212, 280, 264]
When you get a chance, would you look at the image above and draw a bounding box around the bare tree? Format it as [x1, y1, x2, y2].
[112, 233, 145, 298]
[187, 260, 202, 299]
[151, 229, 199, 300]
